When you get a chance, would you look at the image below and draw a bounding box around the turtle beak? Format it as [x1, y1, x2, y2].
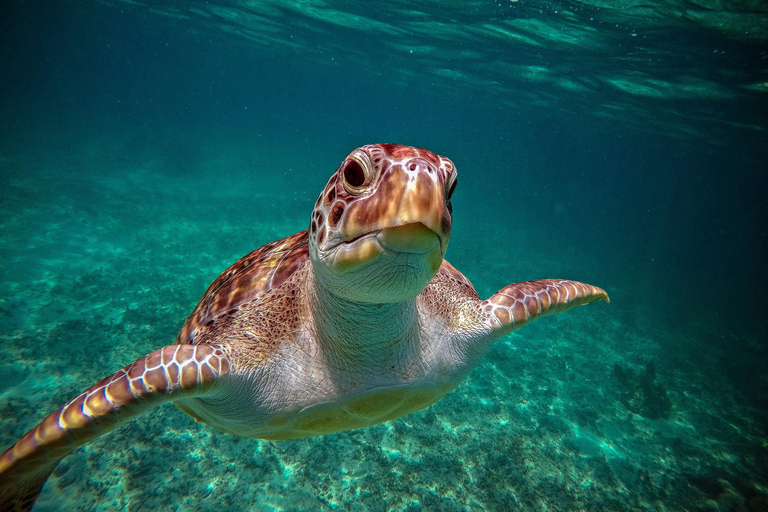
[376, 222, 440, 254]
[377, 222, 443, 275]
[326, 222, 442, 274]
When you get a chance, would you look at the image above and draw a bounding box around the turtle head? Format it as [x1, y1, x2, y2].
[309, 143, 457, 303]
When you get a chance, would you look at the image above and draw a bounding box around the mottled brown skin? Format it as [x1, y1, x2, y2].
[0, 144, 608, 512]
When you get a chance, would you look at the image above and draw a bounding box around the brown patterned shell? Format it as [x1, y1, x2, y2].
[175, 230, 309, 345]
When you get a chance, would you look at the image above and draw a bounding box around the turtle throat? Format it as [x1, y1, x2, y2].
[309, 271, 420, 369]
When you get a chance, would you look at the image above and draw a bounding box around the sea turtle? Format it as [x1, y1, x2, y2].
[0, 143, 608, 511]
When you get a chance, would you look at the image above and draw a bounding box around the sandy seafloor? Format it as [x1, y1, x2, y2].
[0, 141, 766, 512]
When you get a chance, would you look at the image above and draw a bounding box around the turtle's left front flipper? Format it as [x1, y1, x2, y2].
[0, 344, 230, 512]
[483, 279, 609, 340]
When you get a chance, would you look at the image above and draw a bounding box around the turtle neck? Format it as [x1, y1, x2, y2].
[307, 271, 421, 373]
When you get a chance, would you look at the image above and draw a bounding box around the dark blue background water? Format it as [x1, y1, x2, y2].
[1, 1, 767, 510]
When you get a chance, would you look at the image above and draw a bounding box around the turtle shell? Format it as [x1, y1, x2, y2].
[175, 230, 309, 345]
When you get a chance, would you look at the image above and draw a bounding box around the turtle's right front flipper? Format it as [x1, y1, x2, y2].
[0, 344, 230, 512]
[483, 279, 609, 341]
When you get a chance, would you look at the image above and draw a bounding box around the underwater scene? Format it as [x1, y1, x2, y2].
[1, 0, 766, 511]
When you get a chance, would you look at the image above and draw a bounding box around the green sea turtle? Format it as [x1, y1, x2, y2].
[0, 143, 608, 511]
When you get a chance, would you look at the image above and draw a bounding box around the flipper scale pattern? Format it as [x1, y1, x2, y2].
[0, 344, 230, 512]
[483, 279, 609, 337]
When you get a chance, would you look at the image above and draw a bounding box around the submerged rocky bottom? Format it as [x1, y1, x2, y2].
[1, 158, 766, 512]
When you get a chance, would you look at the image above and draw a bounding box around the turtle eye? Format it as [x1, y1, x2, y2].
[341, 158, 369, 194]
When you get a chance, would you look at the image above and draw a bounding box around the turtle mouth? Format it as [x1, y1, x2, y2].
[326, 222, 442, 273]
[376, 222, 439, 254]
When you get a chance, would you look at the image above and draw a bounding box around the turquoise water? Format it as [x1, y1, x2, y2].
[1, 1, 766, 510]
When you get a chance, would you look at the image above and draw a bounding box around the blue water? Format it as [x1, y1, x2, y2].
[1, 1, 766, 510]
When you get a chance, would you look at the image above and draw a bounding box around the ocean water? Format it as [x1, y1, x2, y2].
[1, 0, 766, 511]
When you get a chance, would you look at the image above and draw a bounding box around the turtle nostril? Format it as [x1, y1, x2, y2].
[406, 158, 434, 173]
